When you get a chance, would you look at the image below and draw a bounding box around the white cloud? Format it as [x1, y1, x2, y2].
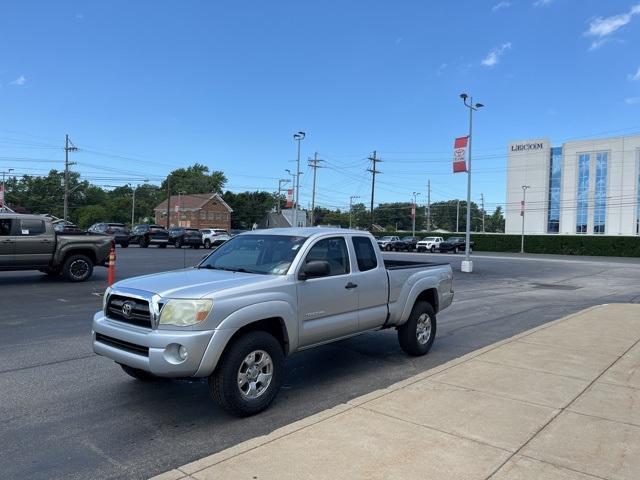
[492, 2, 511, 12]
[625, 96, 640, 105]
[585, 3, 640, 50]
[534, 0, 554, 7]
[481, 42, 512, 67]
[628, 67, 640, 81]
[10, 75, 26, 86]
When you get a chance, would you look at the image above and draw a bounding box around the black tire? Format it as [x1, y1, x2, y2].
[397, 301, 437, 356]
[175, 239, 182, 248]
[62, 254, 94, 282]
[139, 237, 148, 248]
[120, 364, 156, 381]
[452, 246, 458, 254]
[430, 246, 435, 253]
[209, 331, 284, 417]
[120, 242, 129, 248]
[158, 243, 167, 248]
[204, 239, 211, 249]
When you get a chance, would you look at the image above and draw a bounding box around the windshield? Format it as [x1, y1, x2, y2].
[198, 234, 307, 275]
[423, 237, 436, 241]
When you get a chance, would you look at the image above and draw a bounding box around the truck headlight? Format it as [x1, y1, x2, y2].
[159, 299, 213, 327]
[103, 286, 112, 312]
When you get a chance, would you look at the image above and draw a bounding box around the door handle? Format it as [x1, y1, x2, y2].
[345, 282, 358, 289]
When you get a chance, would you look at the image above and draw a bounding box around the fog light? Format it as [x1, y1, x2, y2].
[178, 345, 188, 360]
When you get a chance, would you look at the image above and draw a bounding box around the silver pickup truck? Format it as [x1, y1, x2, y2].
[92, 228, 454, 416]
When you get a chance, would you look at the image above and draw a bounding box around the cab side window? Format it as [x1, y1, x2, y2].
[19, 219, 45, 236]
[304, 237, 350, 276]
[0, 219, 12, 236]
[352, 236, 378, 271]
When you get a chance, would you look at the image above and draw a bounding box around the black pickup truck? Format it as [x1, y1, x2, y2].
[0, 213, 112, 281]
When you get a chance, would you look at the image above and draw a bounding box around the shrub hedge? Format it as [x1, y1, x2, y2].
[372, 232, 640, 257]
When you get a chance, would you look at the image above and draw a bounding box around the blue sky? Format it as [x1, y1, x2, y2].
[1, 0, 640, 214]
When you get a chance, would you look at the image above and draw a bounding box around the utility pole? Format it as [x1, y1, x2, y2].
[426, 180, 431, 232]
[308, 152, 323, 226]
[293, 132, 305, 227]
[1, 168, 13, 211]
[367, 151, 382, 230]
[277, 179, 290, 214]
[63, 135, 78, 221]
[481, 193, 485, 233]
[520, 185, 530, 254]
[349, 195, 360, 229]
[165, 176, 171, 229]
[456, 200, 460, 232]
[411, 192, 421, 237]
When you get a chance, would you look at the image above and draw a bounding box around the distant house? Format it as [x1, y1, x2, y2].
[257, 208, 308, 229]
[154, 193, 232, 230]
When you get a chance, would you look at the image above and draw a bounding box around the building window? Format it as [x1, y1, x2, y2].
[576, 153, 590, 233]
[200, 210, 206, 220]
[547, 147, 562, 233]
[593, 152, 608, 234]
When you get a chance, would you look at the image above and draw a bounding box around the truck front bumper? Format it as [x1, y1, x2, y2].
[92, 312, 232, 377]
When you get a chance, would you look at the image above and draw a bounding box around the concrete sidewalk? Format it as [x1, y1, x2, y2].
[153, 303, 640, 480]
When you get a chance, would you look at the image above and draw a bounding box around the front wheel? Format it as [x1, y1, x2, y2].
[209, 331, 284, 417]
[62, 254, 94, 282]
[430, 246, 435, 253]
[397, 301, 437, 356]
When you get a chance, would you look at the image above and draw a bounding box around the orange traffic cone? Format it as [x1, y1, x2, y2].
[107, 245, 116, 286]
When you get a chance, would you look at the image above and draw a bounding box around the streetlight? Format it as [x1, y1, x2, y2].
[520, 185, 530, 253]
[459, 92, 484, 273]
[411, 192, 421, 237]
[131, 179, 149, 226]
[349, 195, 360, 229]
[293, 131, 305, 227]
[1, 168, 14, 211]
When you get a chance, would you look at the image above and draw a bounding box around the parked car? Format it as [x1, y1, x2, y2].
[389, 236, 420, 252]
[200, 228, 230, 249]
[0, 213, 112, 281]
[438, 236, 474, 254]
[88, 222, 131, 247]
[416, 236, 444, 253]
[376, 235, 400, 251]
[93, 228, 454, 416]
[129, 224, 169, 248]
[169, 227, 203, 248]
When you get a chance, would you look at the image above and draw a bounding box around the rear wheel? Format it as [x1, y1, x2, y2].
[120, 364, 156, 381]
[62, 254, 93, 282]
[397, 301, 437, 356]
[209, 331, 284, 417]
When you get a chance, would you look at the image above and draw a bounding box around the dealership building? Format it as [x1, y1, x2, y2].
[505, 134, 640, 236]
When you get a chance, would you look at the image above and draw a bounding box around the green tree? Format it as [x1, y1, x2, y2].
[430, 200, 482, 232]
[485, 206, 505, 233]
[161, 163, 227, 195]
[223, 190, 276, 229]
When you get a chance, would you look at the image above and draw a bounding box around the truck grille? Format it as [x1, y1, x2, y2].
[106, 295, 152, 328]
[95, 333, 149, 357]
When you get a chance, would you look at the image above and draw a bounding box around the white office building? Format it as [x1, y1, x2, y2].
[505, 134, 640, 236]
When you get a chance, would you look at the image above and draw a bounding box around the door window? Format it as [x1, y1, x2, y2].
[19, 219, 45, 236]
[304, 237, 350, 276]
[0, 219, 12, 235]
[352, 236, 377, 271]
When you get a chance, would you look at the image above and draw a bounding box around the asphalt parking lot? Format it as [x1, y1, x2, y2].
[1, 246, 640, 479]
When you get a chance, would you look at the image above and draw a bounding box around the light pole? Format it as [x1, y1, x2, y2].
[1, 168, 14, 211]
[277, 179, 290, 214]
[459, 93, 484, 273]
[349, 195, 360, 229]
[520, 185, 530, 253]
[131, 180, 149, 226]
[293, 132, 305, 227]
[411, 192, 421, 237]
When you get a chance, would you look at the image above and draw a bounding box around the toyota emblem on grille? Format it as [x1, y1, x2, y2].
[121, 301, 134, 318]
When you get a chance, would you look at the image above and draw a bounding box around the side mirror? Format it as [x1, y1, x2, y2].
[298, 260, 330, 280]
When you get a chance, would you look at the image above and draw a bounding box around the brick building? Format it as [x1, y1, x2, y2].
[154, 193, 232, 231]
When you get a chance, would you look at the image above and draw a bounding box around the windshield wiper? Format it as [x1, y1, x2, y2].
[198, 265, 255, 273]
